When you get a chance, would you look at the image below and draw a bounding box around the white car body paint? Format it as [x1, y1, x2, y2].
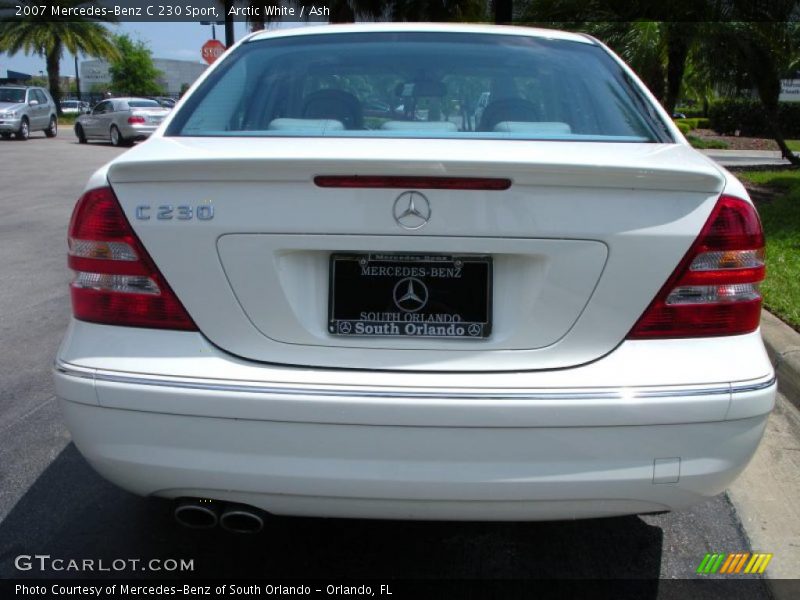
[55, 23, 775, 521]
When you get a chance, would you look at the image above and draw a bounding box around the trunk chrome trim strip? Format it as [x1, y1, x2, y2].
[54, 360, 775, 401]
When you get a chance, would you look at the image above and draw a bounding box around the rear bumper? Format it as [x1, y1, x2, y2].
[57, 392, 771, 520]
[54, 321, 776, 520]
[121, 123, 157, 139]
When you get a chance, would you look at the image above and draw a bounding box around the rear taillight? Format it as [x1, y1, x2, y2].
[67, 187, 196, 330]
[127, 116, 145, 124]
[628, 195, 765, 339]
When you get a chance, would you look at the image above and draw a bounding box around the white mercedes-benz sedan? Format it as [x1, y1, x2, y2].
[54, 23, 775, 531]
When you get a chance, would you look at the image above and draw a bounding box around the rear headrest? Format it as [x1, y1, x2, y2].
[301, 89, 362, 129]
[493, 121, 572, 134]
[380, 121, 458, 132]
[268, 118, 345, 132]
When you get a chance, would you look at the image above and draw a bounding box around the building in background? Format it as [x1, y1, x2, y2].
[0, 70, 77, 94]
[80, 58, 206, 96]
[0, 70, 33, 85]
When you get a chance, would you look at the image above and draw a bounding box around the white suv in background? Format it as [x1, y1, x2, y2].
[0, 86, 58, 140]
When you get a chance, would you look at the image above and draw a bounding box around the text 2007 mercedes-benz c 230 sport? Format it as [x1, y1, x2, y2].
[54, 24, 776, 533]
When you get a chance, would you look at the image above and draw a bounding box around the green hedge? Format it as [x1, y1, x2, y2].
[709, 99, 800, 137]
[674, 118, 711, 131]
[674, 121, 691, 135]
[675, 106, 707, 119]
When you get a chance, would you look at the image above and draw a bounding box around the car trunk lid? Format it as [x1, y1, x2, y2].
[106, 137, 725, 371]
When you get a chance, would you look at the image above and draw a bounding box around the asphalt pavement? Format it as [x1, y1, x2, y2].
[0, 132, 784, 593]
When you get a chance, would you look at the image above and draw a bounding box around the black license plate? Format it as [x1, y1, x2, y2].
[329, 253, 492, 338]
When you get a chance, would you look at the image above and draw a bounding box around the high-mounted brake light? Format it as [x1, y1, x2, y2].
[628, 195, 765, 339]
[314, 175, 512, 190]
[67, 187, 196, 330]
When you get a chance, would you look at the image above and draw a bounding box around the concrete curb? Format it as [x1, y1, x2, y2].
[700, 149, 793, 168]
[728, 311, 800, 592]
[761, 310, 800, 408]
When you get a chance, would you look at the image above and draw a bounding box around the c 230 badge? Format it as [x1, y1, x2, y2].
[134, 202, 214, 221]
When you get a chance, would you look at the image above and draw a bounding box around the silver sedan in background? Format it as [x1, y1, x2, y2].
[74, 97, 170, 146]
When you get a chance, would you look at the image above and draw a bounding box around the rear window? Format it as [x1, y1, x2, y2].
[127, 99, 161, 108]
[168, 31, 671, 142]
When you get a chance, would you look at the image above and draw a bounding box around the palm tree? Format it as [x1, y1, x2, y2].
[248, 0, 265, 31]
[493, 0, 513, 23]
[701, 19, 800, 165]
[0, 0, 118, 113]
[587, 21, 668, 104]
[221, 0, 488, 37]
[679, 52, 716, 117]
[327, 0, 486, 23]
[519, 2, 724, 115]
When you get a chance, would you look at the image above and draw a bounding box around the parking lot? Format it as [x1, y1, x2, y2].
[0, 132, 792, 593]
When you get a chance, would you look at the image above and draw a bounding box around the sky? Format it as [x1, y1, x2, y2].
[0, 21, 308, 77]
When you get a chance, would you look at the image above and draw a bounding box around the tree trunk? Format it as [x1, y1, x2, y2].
[329, 0, 355, 23]
[248, 0, 264, 31]
[664, 35, 690, 116]
[748, 43, 800, 166]
[494, 0, 513, 24]
[46, 45, 62, 115]
[224, 0, 235, 47]
[74, 54, 81, 102]
[762, 103, 799, 165]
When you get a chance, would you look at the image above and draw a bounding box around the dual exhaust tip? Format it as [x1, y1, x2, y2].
[173, 498, 267, 534]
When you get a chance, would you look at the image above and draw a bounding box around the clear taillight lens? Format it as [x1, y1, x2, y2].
[627, 195, 765, 339]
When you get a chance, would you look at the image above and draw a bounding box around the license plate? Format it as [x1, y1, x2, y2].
[329, 253, 492, 338]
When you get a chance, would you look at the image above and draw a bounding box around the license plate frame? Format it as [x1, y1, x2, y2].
[328, 253, 492, 339]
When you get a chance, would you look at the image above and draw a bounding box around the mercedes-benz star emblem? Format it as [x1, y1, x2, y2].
[393, 191, 431, 230]
[393, 277, 429, 312]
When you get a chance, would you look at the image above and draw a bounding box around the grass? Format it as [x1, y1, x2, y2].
[58, 114, 79, 126]
[674, 117, 711, 131]
[687, 135, 729, 149]
[787, 140, 800, 152]
[738, 170, 800, 329]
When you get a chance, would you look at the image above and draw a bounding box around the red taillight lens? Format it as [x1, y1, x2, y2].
[127, 116, 145, 124]
[627, 195, 765, 339]
[68, 187, 196, 330]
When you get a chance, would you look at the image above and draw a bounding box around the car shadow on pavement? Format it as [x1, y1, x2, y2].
[0, 443, 772, 598]
[68, 140, 122, 148]
[0, 135, 45, 142]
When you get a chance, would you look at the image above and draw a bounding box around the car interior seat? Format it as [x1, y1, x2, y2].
[301, 89, 363, 130]
[477, 98, 541, 132]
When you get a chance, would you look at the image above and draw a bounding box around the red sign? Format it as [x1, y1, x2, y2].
[201, 39, 225, 65]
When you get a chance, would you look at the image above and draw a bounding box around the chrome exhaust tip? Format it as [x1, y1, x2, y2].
[173, 498, 219, 529]
[219, 504, 266, 534]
